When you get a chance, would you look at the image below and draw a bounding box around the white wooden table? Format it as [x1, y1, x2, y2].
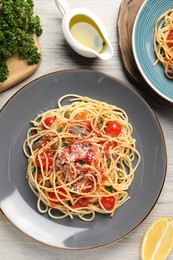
[0, 0, 173, 259]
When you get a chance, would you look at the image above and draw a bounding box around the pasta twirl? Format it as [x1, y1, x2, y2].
[23, 94, 140, 221]
[154, 9, 173, 79]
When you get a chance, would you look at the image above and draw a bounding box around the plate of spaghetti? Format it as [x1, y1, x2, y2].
[132, 0, 173, 103]
[0, 70, 166, 249]
[23, 94, 141, 221]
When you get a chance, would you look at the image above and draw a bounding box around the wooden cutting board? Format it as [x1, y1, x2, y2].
[117, 0, 145, 85]
[0, 34, 41, 92]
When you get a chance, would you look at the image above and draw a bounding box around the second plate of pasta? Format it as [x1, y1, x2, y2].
[132, 0, 173, 103]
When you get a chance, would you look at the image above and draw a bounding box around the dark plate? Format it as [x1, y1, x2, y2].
[0, 70, 167, 249]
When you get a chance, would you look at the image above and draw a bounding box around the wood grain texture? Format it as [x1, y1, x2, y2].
[0, 34, 41, 92]
[0, 0, 173, 259]
[117, 0, 144, 84]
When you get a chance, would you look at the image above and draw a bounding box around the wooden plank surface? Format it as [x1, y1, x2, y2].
[0, 0, 173, 259]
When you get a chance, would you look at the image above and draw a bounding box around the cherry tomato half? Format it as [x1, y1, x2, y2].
[73, 197, 90, 208]
[49, 188, 66, 205]
[100, 196, 116, 210]
[35, 152, 53, 168]
[105, 121, 122, 137]
[42, 116, 56, 130]
[167, 30, 173, 48]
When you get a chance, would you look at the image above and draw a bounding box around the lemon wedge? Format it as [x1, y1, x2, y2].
[141, 217, 173, 260]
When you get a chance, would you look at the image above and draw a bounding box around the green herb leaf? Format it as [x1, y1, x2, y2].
[32, 166, 41, 174]
[105, 186, 114, 192]
[58, 127, 63, 132]
[106, 157, 111, 167]
[62, 143, 70, 147]
[78, 160, 85, 165]
[98, 117, 103, 129]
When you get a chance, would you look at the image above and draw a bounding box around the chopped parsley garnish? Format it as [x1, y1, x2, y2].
[98, 117, 103, 129]
[106, 157, 111, 167]
[58, 127, 63, 132]
[105, 186, 114, 192]
[78, 160, 85, 165]
[62, 143, 70, 147]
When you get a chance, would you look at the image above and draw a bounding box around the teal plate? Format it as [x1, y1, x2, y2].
[132, 0, 173, 104]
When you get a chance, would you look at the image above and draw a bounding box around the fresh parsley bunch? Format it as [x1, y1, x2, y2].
[0, 0, 42, 82]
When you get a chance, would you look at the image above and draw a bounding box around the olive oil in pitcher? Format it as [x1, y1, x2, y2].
[69, 15, 106, 53]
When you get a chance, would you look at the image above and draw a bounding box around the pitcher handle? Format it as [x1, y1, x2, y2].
[55, 0, 71, 16]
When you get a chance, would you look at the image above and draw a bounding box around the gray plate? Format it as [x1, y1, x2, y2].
[0, 70, 167, 249]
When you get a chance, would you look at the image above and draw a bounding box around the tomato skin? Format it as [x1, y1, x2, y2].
[105, 121, 122, 137]
[49, 192, 61, 205]
[75, 111, 88, 120]
[49, 188, 66, 199]
[74, 111, 91, 129]
[49, 191, 57, 200]
[49, 189, 66, 205]
[103, 142, 111, 157]
[85, 120, 91, 129]
[35, 152, 53, 168]
[73, 197, 90, 208]
[37, 173, 42, 183]
[167, 30, 173, 48]
[101, 174, 107, 181]
[42, 116, 56, 130]
[100, 196, 116, 210]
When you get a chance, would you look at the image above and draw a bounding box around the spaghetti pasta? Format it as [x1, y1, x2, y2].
[154, 9, 173, 79]
[23, 94, 140, 221]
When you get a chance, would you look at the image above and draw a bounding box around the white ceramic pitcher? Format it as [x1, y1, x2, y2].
[55, 0, 113, 60]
